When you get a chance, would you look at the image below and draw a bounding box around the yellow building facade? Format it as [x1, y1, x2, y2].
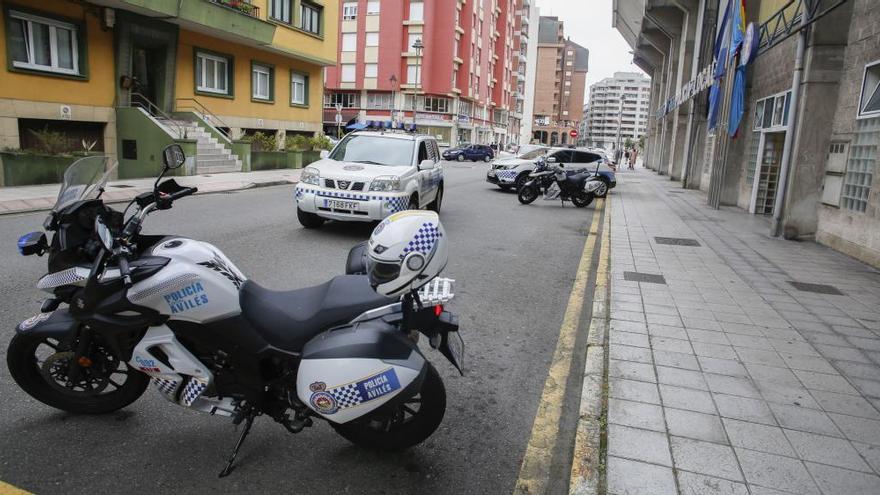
[0, 0, 337, 180]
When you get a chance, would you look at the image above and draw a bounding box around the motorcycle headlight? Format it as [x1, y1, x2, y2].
[369, 176, 401, 192]
[301, 166, 321, 185]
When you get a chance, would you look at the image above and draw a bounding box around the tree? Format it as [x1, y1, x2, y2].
[624, 137, 634, 149]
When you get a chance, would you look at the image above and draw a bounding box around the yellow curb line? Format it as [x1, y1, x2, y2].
[514, 199, 606, 495]
[0, 481, 32, 495]
[569, 196, 612, 494]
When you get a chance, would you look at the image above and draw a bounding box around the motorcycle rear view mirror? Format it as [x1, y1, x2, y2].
[95, 217, 114, 251]
[162, 144, 186, 170]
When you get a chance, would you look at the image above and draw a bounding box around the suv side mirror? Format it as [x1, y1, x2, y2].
[419, 159, 435, 171]
[162, 144, 186, 169]
[319, 150, 330, 159]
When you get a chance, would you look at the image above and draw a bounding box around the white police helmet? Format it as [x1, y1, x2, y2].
[366, 210, 448, 297]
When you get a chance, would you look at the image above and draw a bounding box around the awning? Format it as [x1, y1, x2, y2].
[346, 122, 368, 130]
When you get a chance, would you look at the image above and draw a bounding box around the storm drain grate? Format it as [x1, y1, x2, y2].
[655, 237, 701, 247]
[788, 281, 844, 295]
[624, 271, 667, 284]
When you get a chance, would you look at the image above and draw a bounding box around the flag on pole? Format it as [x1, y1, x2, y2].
[731, 0, 747, 53]
[713, 0, 733, 80]
[728, 65, 746, 137]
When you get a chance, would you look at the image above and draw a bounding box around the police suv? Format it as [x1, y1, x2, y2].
[294, 130, 443, 228]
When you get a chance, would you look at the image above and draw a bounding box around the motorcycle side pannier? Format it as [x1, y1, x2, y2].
[296, 319, 426, 424]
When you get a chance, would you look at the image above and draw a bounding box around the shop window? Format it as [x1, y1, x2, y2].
[195, 50, 233, 96]
[842, 117, 879, 213]
[252, 63, 273, 101]
[6, 9, 83, 77]
[859, 61, 880, 118]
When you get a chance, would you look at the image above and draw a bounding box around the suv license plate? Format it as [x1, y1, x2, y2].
[325, 199, 360, 210]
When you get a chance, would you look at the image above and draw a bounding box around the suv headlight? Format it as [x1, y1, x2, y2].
[369, 176, 401, 192]
[301, 166, 321, 185]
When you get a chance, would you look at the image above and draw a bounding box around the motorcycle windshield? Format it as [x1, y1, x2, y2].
[52, 156, 117, 212]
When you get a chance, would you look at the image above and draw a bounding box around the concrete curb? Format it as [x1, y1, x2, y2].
[569, 197, 612, 495]
[0, 178, 297, 216]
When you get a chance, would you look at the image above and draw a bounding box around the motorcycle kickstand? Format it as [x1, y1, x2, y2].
[219, 412, 257, 478]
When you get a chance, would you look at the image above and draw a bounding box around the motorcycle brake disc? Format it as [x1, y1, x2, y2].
[41, 350, 111, 396]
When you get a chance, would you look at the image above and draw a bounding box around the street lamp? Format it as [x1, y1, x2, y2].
[390, 74, 398, 125]
[412, 38, 424, 127]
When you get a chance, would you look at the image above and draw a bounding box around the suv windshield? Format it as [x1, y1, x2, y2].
[53, 156, 117, 212]
[518, 149, 547, 160]
[329, 134, 415, 166]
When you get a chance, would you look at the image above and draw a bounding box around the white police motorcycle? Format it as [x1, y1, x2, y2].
[11, 145, 463, 476]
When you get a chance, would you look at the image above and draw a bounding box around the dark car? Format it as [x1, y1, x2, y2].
[443, 144, 495, 162]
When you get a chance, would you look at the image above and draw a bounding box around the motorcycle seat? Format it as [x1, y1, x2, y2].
[239, 275, 394, 351]
[566, 172, 592, 185]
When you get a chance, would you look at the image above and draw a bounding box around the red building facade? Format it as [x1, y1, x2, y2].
[324, 0, 525, 148]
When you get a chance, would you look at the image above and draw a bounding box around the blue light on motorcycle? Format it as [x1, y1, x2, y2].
[18, 232, 36, 255]
[17, 231, 46, 256]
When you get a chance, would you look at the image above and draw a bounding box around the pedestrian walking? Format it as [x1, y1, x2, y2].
[629, 148, 638, 170]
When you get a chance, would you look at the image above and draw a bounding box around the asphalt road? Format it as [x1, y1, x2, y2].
[0, 162, 598, 494]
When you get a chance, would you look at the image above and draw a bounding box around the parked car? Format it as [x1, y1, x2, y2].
[294, 130, 444, 228]
[442, 144, 495, 162]
[487, 147, 617, 196]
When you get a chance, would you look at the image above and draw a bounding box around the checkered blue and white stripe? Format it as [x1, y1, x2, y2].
[295, 186, 408, 211]
[384, 197, 409, 213]
[401, 222, 442, 259]
[495, 169, 519, 181]
[329, 383, 362, 409]
[153, 377, 181, 399]
[181, 378, 209, 407]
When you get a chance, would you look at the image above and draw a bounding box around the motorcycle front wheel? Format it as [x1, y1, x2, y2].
[518, 184, 539, 204]
[572, 191, 594, 208]
[7, 332, 149, 414]
[331, 363, 446, 451]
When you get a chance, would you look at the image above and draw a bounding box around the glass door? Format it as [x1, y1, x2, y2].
[752, 132, 785, 215]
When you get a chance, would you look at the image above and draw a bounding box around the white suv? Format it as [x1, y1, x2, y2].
[294, 131, 444, 228]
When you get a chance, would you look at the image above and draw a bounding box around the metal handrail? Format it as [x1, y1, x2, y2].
[128, 92, 187, 139]
[175, 98, 232, 141]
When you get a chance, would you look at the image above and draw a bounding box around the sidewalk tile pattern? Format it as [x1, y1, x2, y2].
[605, 171, 880, 495]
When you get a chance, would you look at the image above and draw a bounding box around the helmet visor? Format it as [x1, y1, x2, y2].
[368, 260, 401, 286]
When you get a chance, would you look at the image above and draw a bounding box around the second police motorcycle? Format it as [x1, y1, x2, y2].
[517, 155, 605, 208]
[10, 145, 463, 476]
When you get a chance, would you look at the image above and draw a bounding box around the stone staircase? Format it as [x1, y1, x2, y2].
[159, 118, 242, 174]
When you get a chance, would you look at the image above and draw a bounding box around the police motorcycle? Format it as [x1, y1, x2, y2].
[10, 145, 464, 476]
[517, 155, 595, 208]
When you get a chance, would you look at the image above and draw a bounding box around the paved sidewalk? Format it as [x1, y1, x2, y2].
[604, 169, 880, 494]
[0, 168, 301, 215]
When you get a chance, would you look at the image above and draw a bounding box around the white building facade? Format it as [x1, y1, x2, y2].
[518, 1, 539, 146]
[585, 71, 651, 151]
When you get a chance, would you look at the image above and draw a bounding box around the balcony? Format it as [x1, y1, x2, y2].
[209, 0, 260, 18]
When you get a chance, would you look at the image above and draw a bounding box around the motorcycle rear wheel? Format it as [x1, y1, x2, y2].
[7, 332, 149, 414]
[331, 363, 446, 451]
[518, 185, 539, 204]
[572, 191, 594, 208]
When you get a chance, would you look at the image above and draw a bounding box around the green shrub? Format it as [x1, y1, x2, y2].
[309, 134, 333, 151]
[285, 134, 310, 151]
[27, 126, 72, 155]
[242, 131, 276, 152]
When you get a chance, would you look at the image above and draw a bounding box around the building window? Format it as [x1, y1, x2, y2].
[754, 91, 791, 130]
[196, 50, 232, 95]
[252, 63, 273, 101]
[300, 2, 322, 34]
[859, 61, 880, 118]
[364, 63, 378, 78]
[291, 72, 308, 105]
[342, 2, 358, 20]
[422, 96, 450, 113]
[406, 64, 420, 84]
[340, 64, 356, 83]
[409, 1, 424, 22]
[324, 92, 360, 108]
[342, 33, 357, 52]
[269, 0, 293, 23]
[366, 92, 392, 109]
[366, 32, 379, 47]
[842, 117, 879, 212]
[6, 10, 81, 76]
[367, 1, 381, 15]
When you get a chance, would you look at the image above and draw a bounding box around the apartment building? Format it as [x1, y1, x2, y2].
[585, 71, 650, 151]
[531, 16, 588, 146]
[616, 0, 880, 267]
[0, 0, 336, 182]
[323, 0, 528, 148]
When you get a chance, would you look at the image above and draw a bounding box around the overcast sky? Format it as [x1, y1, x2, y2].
[535, 0, 647, 104]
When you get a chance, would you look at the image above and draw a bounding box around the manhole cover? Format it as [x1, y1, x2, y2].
[111, 184, 134, 188]
[624, 271, 667, 284]
[655, 237, 701, 247]
[788, 281, 844, 295]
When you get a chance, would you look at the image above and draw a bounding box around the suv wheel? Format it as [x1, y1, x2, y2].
[429, 185, 443, 213]
[514, 172, 531, 191]
[457, 155, 465, 162]
[297, 208, 325, 229]
[483, 155, 491, 162]
[408, 195, 420, 210]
